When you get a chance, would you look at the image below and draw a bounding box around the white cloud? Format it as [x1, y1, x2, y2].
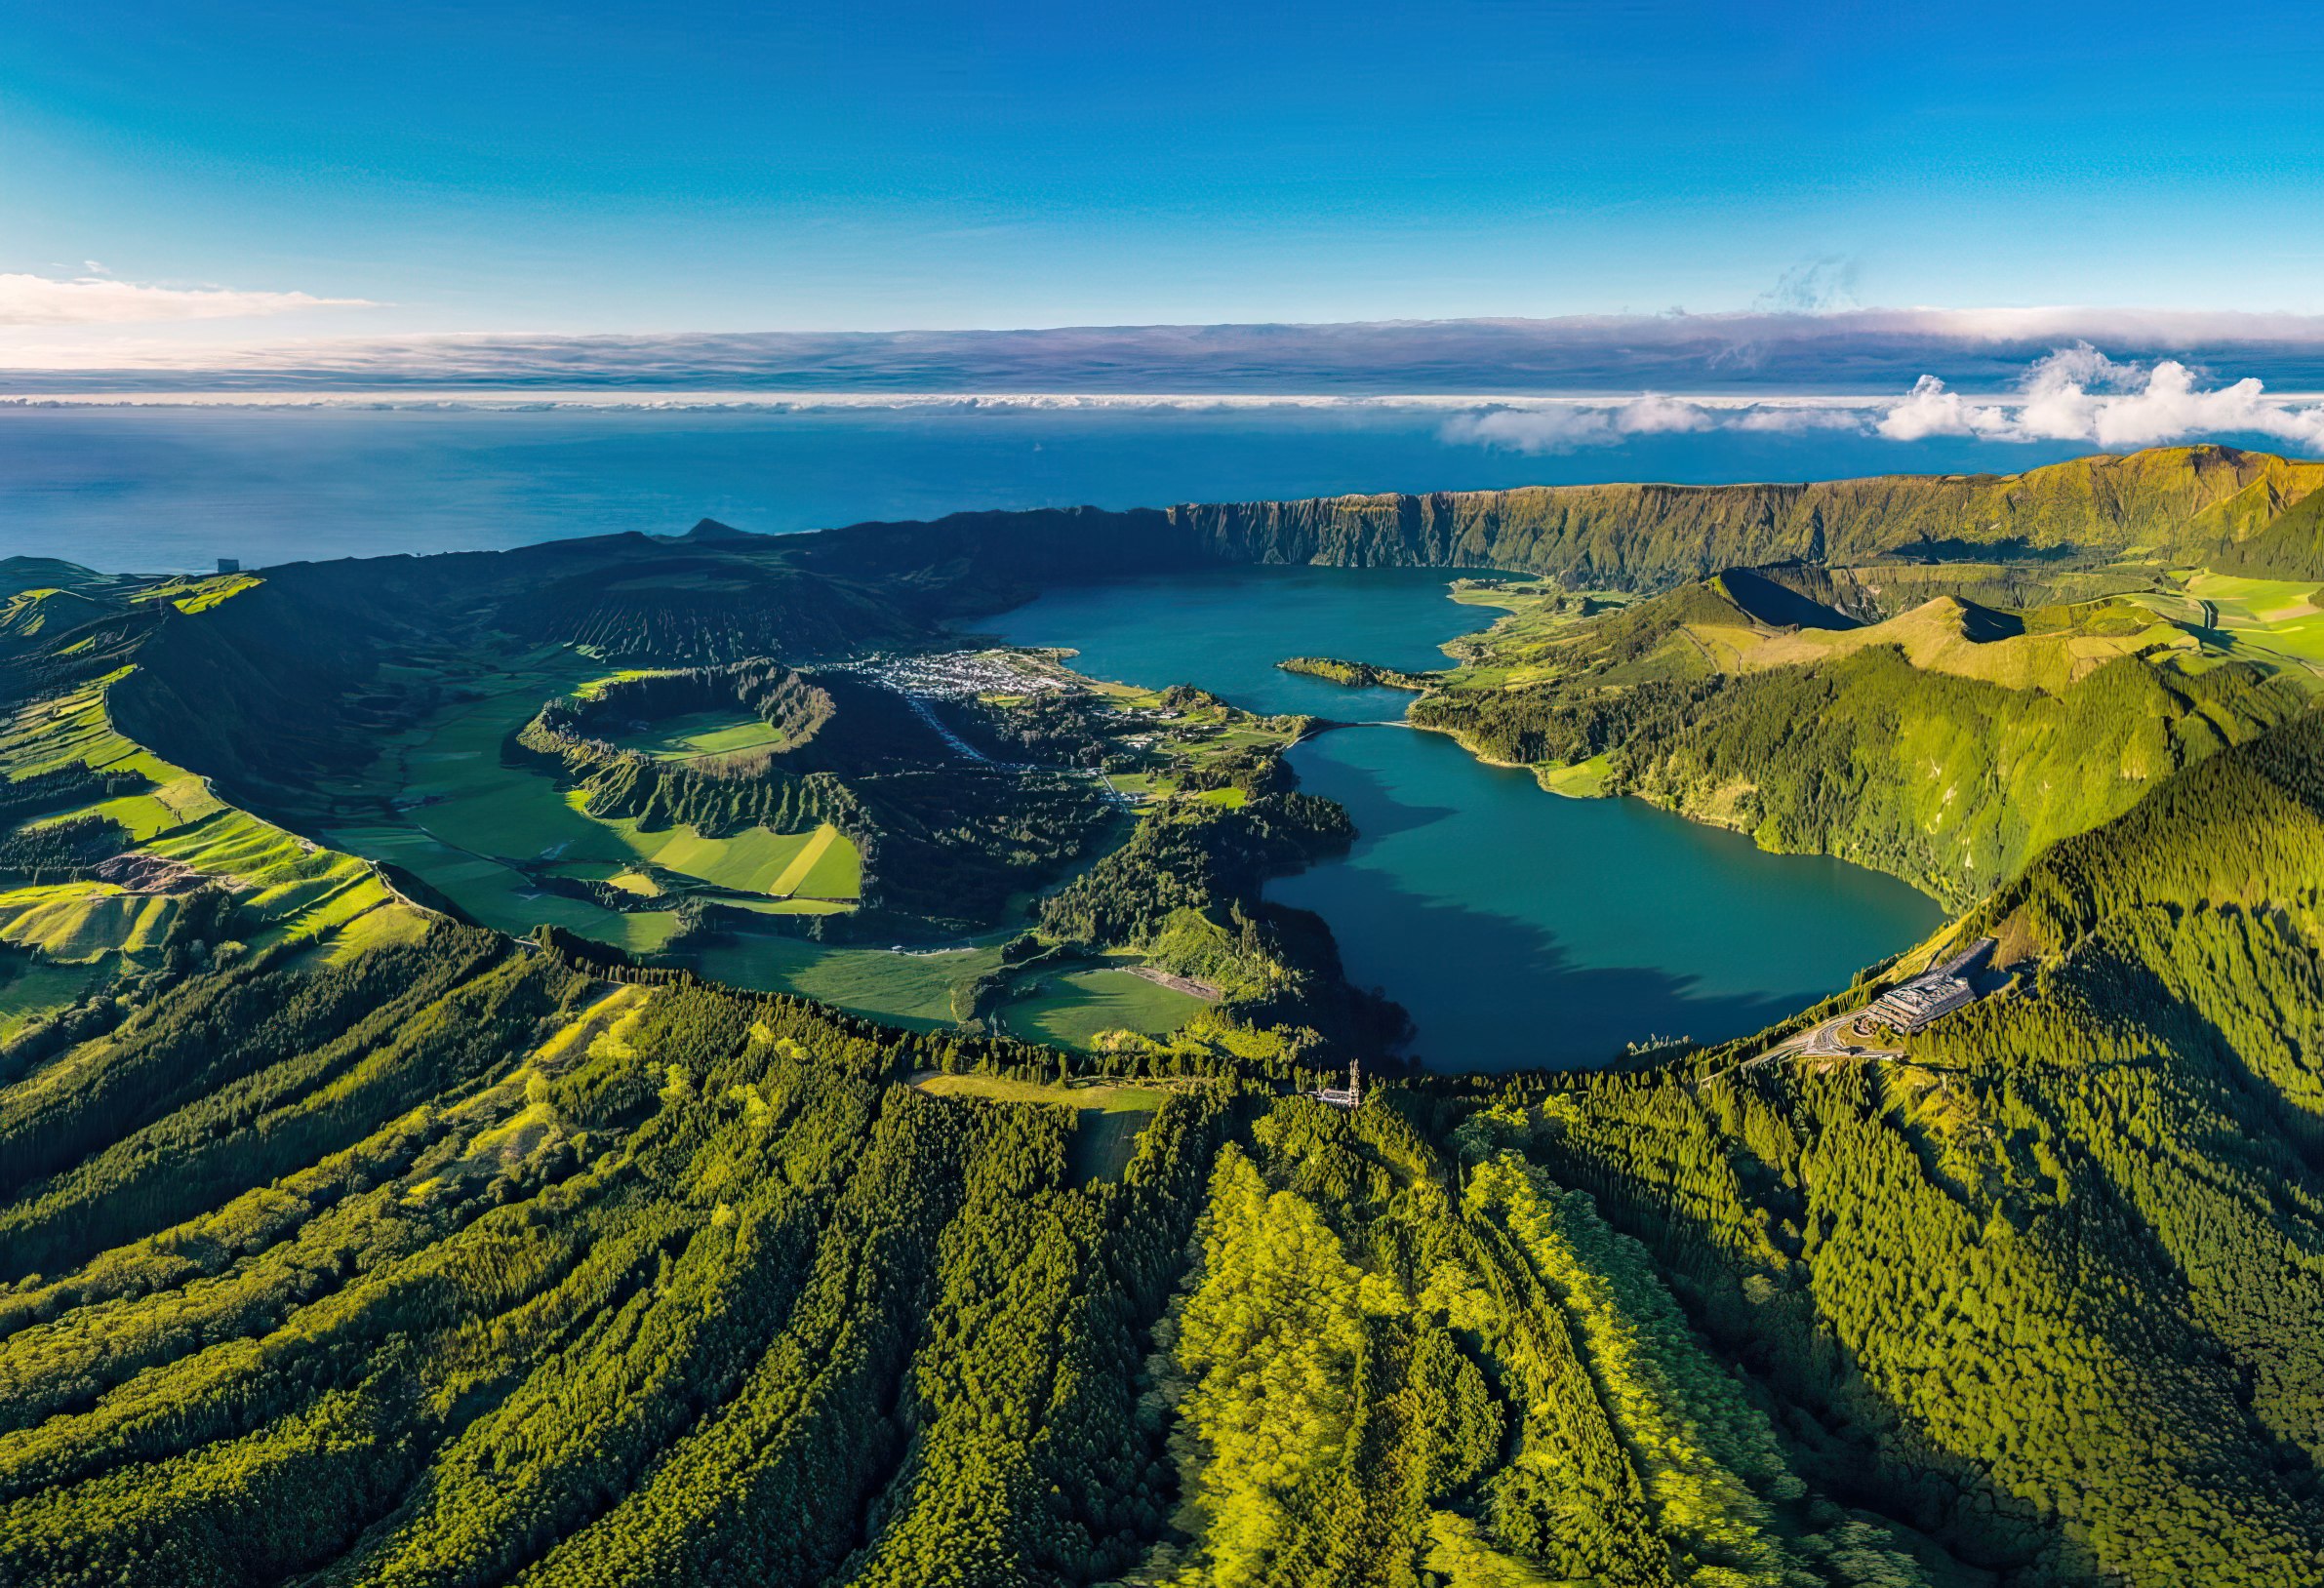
[1872, 354, 2324, 452]
[1611, 393, 1713, 435]
[1435, 351, 2324, 457]
[1440, 394, 1716, 453]
[1732, 405, 1864, 433]
[2003, 347, 2324, 449]
[1441, 406, 1621, 453]
[1873, 375, 2015, 441]
[0, 272, 372, 327]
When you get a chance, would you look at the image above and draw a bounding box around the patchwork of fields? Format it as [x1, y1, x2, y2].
[301, 649, 865, 960]
[2127, 573, 2324, 675]
[0, 674, 413, 1012]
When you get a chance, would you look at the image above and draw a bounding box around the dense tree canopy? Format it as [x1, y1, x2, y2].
[5, 449, 2324, 1584]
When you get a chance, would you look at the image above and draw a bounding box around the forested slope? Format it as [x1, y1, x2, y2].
[0, 944, 1236, 1588]
[1, 707, 2319, 1586]
[1493, 711, 2324, 1585]
[4, 459, 2323, 1586]
[1411, 576, 2310, 906]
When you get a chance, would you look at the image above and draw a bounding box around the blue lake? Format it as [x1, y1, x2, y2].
[6, 403, 1957, 1067]
[988, 569, 1943, 1071]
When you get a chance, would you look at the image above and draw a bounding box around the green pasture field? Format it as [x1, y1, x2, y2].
[2128, 573, 2324, 674]
[0, 950, 98, 1039]
[0, 885, 173, 963]
[1005, 967, 1210, 1051]
[692, 937, 1009, 1030]
[1537, 754, 1613, 797]
[608, 709, 784, 761]
[309, 647, 862, 960]
[631, 821, 835, 895]
[330, 823, 682, 954]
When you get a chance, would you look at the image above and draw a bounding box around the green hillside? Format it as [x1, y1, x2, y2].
[1164, 444, 2324, 586]
[0, 711, 2317, 1586]
[1410, 574, 2310, 907]
[2, 445, 2322, 1586]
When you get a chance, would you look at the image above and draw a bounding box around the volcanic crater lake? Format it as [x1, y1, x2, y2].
[983, 567, 1944, 1071]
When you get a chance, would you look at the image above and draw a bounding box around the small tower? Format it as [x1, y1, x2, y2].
[1346, 1055, 1362, 1109]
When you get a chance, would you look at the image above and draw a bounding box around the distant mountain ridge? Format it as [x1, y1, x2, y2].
[113, 444, 2321, 809]
[1150, 444, 2324, 584]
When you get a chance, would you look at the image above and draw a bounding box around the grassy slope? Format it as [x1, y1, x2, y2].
[0, 673, 410, 973]
[1413, 575, 2311, 908]
[691, 938, 1010, 1030]
[1004, 966, 1212, 1050]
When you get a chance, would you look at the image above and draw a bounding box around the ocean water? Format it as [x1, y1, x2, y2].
[0, 402, 2121, 574]
[988, 570, 1943, 1071]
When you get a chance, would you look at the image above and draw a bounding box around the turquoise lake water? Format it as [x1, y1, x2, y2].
[987, 570, 1944, 1072]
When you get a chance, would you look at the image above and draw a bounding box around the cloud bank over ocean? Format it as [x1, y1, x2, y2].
[1440, 346, 2324, 456]
[12, 308, 2324, 455]
[16, 306, 2324, 393]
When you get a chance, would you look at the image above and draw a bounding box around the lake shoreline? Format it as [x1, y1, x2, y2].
[986, 568, 1943, 1071]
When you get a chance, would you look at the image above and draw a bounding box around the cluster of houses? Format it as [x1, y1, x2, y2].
[848, 649, 1067, 699]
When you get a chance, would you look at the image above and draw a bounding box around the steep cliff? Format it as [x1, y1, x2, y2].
[1163, 445, 2324, 586]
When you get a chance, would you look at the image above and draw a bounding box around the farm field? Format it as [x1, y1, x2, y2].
[611, 818, 858, 897]
[330, 823, 684, 952]
[2127, 573, 2324, 674]
[310, 648, 861, 956]
[0, 955, 97, 1040]
[1005, 966, 1212, 1050]
[692, 936, 1009, 1030]
[607, 708, 785, 760]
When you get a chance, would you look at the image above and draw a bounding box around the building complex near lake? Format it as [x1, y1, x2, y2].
[1866, 937, 1998, 1035]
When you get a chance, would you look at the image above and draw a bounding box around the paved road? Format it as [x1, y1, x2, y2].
[891, 688, 991, 763]
[888, 684, 1135, 810]
[1716, 1009, 1898, 1081]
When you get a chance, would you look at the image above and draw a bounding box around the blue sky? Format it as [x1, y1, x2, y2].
[5, 0, 2324, 344]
